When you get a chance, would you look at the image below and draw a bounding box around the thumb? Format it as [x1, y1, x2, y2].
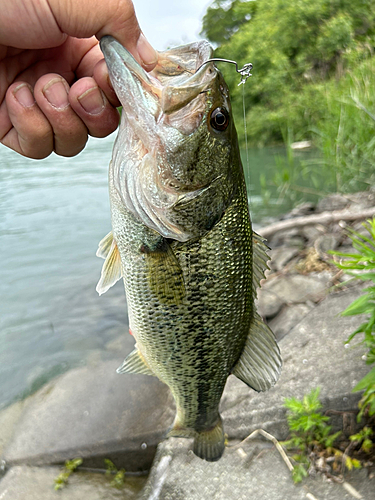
[50, 0, 158, 69]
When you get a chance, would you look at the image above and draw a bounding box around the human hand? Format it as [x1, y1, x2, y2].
[0, 0, 158, 158]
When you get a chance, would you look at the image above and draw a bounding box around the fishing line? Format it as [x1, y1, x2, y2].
[242, 82, 252, 213]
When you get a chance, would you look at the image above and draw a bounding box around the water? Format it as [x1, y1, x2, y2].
[0, 138, 313, 409]
[0, 135, 129, 409]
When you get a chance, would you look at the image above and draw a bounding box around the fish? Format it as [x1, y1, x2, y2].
[97, 36, 282, 462]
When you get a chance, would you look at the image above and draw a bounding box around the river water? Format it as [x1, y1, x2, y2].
[0, 136, 308, 409]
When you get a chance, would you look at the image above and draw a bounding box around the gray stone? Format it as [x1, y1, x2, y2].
[255, 290, 284, 319]
[2, 360, 175, 472]
[269, 247, 300, 272]
[260, 272, 331, 306]
[287, 201, 315, 217]
[268, 303, 314, 340]
[301, 224, 326, 243]
[0, 466, 146, 500]
[139, 438, 374, 500]
[220, 286, 370, 442]
[317, 194, 349, 212]
[268, 228, 305, 249]
[314, 233, 340, 258]
[0, 401, 25, 457]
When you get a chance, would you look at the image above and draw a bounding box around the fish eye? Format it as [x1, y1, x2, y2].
[210, 107, 230, 132]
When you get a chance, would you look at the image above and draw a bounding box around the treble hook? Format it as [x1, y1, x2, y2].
[196, 58, 253, 86]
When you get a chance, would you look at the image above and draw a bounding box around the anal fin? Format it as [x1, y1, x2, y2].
[232, 314, 282, 392]
[117, 348, 155, 377]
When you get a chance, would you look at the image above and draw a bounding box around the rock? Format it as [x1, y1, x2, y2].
[301, 224, 326, 244]
[139, 438, 373, 500]
[314, 233, 340, 258]
[269, 247, 300, 272]
[267, 228, 305, 249]
[260, 272, 331, 306]
[0, 466, 146, 500]
[256, 290, 284, 319]
[286, 201, 315, 217]
[268, 303, 314, 341]
[0, 401, 25, 457]
[2, 361, 175, 472]
[221, 286, 370, 442]
[347, 190, 375, 211]
[317, 194, 349, 212]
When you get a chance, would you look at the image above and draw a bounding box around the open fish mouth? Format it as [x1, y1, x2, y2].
[99, 36, 217, 133]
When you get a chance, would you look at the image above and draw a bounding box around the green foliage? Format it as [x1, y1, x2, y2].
[331, 218, 375, 419]
[54, 458, 82, 490]
[283, 388, 341, 453]
[104, 459, 126, 489]
[283, 388, 342, 482]
[201, 0, 375, 196]
[350, 426, 374, 453]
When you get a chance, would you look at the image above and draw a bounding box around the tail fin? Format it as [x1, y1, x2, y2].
[168, 417, 225, 462]
[193, 418, 225, 462]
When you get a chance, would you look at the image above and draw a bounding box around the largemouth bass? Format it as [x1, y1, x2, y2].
[97, 36, 281, 462]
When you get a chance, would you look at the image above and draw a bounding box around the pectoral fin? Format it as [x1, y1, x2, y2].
[145, 240, 186, 305]
[96, 236, 122, 295]
[117, 348, 155, 376]
[232, 314, 281, 392]
[96, 231, 114, 259]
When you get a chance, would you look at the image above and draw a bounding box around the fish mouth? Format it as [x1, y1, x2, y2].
[100, 36, 216, 125]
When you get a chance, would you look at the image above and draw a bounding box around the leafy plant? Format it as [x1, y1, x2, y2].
[104, 459, 126, 489]
[54, 458, 82, 490]
[284, 388, 341, 451]
[283, 388, 341, 482]
[331, 218, 375, 419]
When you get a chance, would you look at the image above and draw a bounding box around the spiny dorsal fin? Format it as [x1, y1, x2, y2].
[232, 313, 281, 392]
[96, 237, 122, 295]
[96, 231, 114, 259]
[146, 241, 186, 305]
[252, 232, 270, 297]
[117, 348, 155, 376]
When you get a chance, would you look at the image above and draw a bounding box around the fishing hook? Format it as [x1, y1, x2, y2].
[196, 58, 253, 86]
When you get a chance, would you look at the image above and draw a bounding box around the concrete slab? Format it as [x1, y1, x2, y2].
[2, 360, 175, 472]
[140, 438, 374, 500]
[0, 465, 146, 500]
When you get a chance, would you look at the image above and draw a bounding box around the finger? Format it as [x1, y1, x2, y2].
[2, 82, 53, 158]
[93, 59, 120, 108]
[34, 74, 89, 157]
[69, 77, 120, 138]
[48, 0, 158, 70]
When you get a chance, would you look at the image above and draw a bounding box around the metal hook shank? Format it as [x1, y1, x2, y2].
[196, 58, 253, 86]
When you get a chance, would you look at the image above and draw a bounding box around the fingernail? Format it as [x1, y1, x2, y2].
[77, 87, 105, 115]
[43, 78, 69, 109]
[137, 34, 158, 66]
[13, 84, 35, 108]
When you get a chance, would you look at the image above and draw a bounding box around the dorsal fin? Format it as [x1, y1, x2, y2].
[232, 314, 282, 392]
[117, 348, 155, 376]
[252, 232, 270, 298]
[96, 235, 122, 295]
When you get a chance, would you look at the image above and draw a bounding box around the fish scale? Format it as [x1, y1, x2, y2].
[97, 36, 282, 461]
